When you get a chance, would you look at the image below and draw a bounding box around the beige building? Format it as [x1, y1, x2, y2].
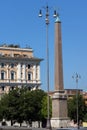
[0, 45, 42, 96]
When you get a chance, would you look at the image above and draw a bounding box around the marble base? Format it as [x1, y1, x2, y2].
[51, 117, 69, 128]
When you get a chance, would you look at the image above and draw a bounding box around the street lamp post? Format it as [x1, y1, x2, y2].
[39, 6, 57, 130]
[72, 73, 81, 129]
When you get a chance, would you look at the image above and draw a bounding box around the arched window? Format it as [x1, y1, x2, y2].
[2, 86, 5, 91]
[11, 71, 14, 80]
[1, 71, 5, 80]
[28, 73, 32, 80]
[11, 63, 14, 68]
[11, 86, 14, 90]
[1, 63, 4, 68]
[28, 64, 31, 69]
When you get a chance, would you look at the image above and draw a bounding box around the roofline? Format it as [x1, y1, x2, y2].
[65, 88, 83, 91]
[0, 46, 33, 52]
[0, 56, 43, 62]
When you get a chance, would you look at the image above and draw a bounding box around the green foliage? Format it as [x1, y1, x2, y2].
[0, 88, 49, 124]
[23, 89, 47, 121]
[0, 94, 9, 120]
[41, 95, 52, 119]
[68, 94, 86, 123]
[83, 113, 87, 121]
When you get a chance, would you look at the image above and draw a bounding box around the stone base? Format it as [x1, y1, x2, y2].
[51, 117, 69, 128]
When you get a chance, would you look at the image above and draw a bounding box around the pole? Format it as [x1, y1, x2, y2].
[76, 75, 79, 129]
[39, 6, 57, 129]
[46, 17, 51, 130]
[45, 6, 51, 129]
[72, 73, 80, 129]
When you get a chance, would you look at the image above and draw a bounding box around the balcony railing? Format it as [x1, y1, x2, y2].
[0, 79, 41, 85]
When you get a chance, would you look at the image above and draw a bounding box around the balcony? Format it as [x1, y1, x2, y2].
[0, 79, 41, 86]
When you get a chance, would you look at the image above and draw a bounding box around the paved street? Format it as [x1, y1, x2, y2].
[0, 126, 87, 130]
[32, 127, 87, 130]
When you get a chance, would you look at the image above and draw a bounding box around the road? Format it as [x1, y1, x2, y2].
[0, 126, 87, 130]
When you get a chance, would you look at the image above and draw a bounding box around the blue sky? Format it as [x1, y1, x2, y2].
[0, 0, 87, 91]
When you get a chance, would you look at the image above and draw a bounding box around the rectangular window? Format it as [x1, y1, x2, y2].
[1, 72, 4, 80]
[11, 63, 14, 68]
[11, 72, 14, 80]
[28, 73, 31, 80]
[28, 64, 31, 69]
[2, 86, 4, 91]
[1, 63, 4, 68]
[11, 87, 14, 90]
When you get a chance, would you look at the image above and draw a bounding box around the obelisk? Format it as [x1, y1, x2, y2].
[51, 16, 69, 128]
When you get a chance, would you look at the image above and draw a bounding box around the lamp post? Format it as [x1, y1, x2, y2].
[72, 73, 81, 129]
[39, 6, 57, 129]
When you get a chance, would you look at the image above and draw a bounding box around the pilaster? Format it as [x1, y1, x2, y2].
[17, 63, 21, 82]
[23, 64, 26, 82]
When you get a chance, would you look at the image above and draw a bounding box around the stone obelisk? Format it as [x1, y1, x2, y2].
[51, 16, 69, 128]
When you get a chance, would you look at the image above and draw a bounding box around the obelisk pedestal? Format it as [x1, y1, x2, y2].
[51, 16, 69, 128]
[51, 91, 68, 128]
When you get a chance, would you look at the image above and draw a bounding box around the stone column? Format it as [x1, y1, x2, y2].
[33, 65, 36, 83]
[23, 64, 26, 82]
[37, 64, 40, 83]
[17, 63, 21, 82]
[0, 70, 1, 80]
[7, 64, 9, 81]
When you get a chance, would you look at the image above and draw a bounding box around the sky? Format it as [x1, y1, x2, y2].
[0, 0, 87, 92]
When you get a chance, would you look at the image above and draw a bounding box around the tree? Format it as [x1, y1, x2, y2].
[0, 88, 50, 127]
[6, 88, 23, 125]
[41, 95, 52, 119]
[40, 95, 52, 127]
[0, 88, 25, 126]
[0, 93, 9, 121]
[23, 90, 46, 122]
[68, 94, 86, 124]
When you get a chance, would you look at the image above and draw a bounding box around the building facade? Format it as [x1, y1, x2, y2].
[65, 89, 83, 98]
[0, 45, 42, 96]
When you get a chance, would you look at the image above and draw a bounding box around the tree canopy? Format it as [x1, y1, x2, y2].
[0, 88, 51, 126]
[68, 94, 87, 124]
